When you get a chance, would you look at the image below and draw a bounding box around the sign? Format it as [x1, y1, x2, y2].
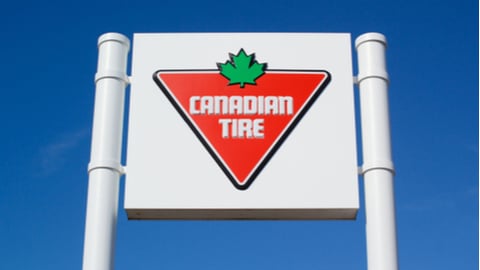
[153, 52, 331, 190]
[125, 33, 359, 219]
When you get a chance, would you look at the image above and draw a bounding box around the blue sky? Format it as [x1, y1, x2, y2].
[0, 0, 477, 269]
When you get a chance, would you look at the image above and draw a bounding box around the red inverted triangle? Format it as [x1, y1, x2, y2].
[154, 69, 330, 190]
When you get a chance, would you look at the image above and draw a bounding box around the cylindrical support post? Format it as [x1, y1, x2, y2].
[355, 33, 398, 270]
[83, 33, 130, 270]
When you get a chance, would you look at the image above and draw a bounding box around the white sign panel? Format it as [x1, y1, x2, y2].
[125, 33, 359, 219]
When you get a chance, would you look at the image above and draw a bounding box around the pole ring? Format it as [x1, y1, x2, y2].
[88, 160, 125, 175]
[98, 33, 130, 50]
[356, 72, 389, 85]
[359, 160, 395, 175]
[95, 70, 130, 84]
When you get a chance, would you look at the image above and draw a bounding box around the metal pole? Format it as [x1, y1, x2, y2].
[355, 33, 398, 270]
[83, 33, 130, 270]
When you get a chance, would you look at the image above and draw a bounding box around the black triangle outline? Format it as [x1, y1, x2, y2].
[153, 69, 331, 190]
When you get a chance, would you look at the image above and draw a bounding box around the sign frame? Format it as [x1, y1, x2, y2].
[124, 33, 359, 220]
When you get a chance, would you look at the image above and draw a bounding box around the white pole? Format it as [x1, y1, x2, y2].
[83, 33, 130, 270]
[355, 33, 398, 270]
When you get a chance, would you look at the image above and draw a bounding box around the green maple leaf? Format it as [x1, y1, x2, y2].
[218, 49, 266, 88]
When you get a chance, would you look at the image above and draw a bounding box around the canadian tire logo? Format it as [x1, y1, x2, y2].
[153, 49, 331, 190]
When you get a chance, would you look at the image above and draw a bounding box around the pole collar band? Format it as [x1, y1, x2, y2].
[98, 33, 130, 50]
[355, 32, 387, 49]
[88, 160, 125, 175]
[359, 160, 395, 175]
[356, 72, 389, 85]
[95, 70, 130, 84]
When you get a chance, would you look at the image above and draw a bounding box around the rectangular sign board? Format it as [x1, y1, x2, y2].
[125, 33, 359, 220]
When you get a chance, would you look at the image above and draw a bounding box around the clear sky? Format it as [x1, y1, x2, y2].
[0, 0, 477, 269]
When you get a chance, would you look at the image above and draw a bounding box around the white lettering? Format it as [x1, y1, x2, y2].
[200, 96, 214, 115]
[218, 118, 265, 139]
[253, 119, 264, 138]
[238, 119, 252, 138]
[214, 96, 228, 115]
[229, 96, 242, 115]
[279, 96, 293, 115]
[243, 96, 257, 115]
[189, 95, 293, 116]
[265, 96, 278, 115]
[189, 96, 200, 114]
[218, 119, 231, 138]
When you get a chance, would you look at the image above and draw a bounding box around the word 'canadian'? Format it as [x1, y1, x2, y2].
[189, 95, 294, 115]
